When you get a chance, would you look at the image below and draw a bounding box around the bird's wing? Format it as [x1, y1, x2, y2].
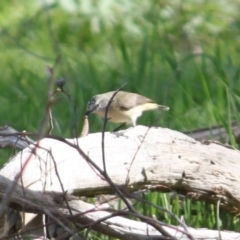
[115, 92, 154, 111]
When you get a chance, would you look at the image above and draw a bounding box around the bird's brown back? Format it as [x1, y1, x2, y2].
[109, 91, 155, 111]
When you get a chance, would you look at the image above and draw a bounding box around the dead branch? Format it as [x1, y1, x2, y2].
[0, 176, 239, 239]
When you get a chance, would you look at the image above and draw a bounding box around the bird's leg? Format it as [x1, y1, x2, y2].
[112, 123, 126, 132]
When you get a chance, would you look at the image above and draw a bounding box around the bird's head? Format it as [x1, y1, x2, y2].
[85, 96, 99, 115]
[86, 94, 110, 115]
[86, 92, 117, 116]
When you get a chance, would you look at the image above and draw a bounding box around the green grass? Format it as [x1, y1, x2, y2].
[1, 0, 240, 237]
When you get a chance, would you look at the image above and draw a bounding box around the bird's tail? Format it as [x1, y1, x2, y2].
[141, 102, 169, 111]
[158, 105, 170, 111]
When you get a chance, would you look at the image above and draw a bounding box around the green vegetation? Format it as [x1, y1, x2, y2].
[1, 0, 240, 237]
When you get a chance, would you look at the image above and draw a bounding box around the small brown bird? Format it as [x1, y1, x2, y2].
[85, 91, 169, 126]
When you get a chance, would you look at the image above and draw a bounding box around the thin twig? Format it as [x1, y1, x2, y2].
[56, 78, 79, 140]
[101, 82, 127, 173]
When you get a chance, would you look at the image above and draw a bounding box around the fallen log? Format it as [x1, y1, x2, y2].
[0, 126, 240, 239]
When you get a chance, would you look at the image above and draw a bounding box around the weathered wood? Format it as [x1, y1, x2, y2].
[0, 126, 32, 150]
[1, 126, 240, 210]
[185, 121, 240, 142]
[0, 177, 240, 240]
[1, 125, 240, 239]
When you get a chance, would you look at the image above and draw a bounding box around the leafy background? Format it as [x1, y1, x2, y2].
[1, 0, 240, 234]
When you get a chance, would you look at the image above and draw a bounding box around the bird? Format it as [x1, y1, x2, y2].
[85, 91, 169, 127]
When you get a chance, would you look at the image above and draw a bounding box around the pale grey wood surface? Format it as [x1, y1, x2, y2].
[1, 126, 240, 203]
[1, 126, 240, 239]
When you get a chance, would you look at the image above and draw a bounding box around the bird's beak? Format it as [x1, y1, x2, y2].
[85, 104, 98, 116]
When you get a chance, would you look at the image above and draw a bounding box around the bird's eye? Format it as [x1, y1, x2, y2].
[87, 98, 95, 108]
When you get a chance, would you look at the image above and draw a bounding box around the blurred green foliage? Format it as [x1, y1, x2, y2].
[1, 0, 240, 235]
[1, 0, 240, 136]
